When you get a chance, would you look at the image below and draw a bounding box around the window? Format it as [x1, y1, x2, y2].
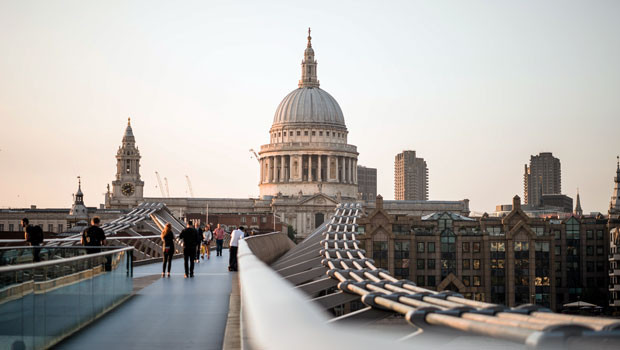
[533, 227, 545, 236]
[487, 227, 503, 236]
[473, 242, 481, 253]
[373, 241, 388, 269]
[289, 131, 293, 136]
[586, 261, 594, 272]
[326, 131, 330, 136]
[427, 276, 436, 287]
[417, 259, 425, 270]
[241, 217, 246, 223]
[319, 131, 323, 136]
[297, 131, 301, 136]
[278, 132, 281, 137]
[252, 217, 257, 224]
[48, 224, 53, 232]
[473, 276, 481, 287]
[555, 245, 561, 256]
[428, 242, 435, 253]
[9, 224, 14, 231]
[462, 242, 470, 253]
[427, 259, 435, 269]
[596, 261, 604, 272]
[58, 224, 63, 232]
[312, 131, 316, 136]
[463, 276, 471, 286]
[587, 246, 594, 256]
[417, 276, 425, 286]
[304, 131, 309, 136]
[463, 259, 470, 270]
[417, 242, 425, 253]
[0, 224, 3, 232]
[261, 216, 267, 223]
[596, 246, 603, 256]
[596, 230, 603, 240]
[554, 230, 561, 240]
[490, 242, 505, 252]
[586, 230, 593, 239]
[473, 259, 481, 270]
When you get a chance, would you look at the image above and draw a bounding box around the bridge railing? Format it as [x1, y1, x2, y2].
[237, 233, 411, 350]
[0, 246, 133, 350]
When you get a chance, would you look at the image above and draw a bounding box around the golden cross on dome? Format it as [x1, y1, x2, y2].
[128, 117, 131, 126]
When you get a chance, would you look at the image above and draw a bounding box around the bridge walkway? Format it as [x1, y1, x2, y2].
[55, 250, 233, 350]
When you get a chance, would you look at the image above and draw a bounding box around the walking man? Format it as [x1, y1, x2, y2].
[180, 220, 198, 278]
[22, 218, 43, 262]
[228, 226, 245, 272]
[194, 222, 203, 263]
[81, 217, 106, 254]
[214, 224, 225, 257]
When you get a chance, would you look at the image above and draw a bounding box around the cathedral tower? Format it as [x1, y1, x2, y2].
[107, 118, 144, 208]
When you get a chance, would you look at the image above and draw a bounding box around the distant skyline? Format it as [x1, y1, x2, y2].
[1, 0, 619, 213]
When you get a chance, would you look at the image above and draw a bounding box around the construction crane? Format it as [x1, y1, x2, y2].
[155, 171, 166, 197]
[249, 149, 260, 163]
[185, 175, 194, 198]
[164, 177, 170, 197]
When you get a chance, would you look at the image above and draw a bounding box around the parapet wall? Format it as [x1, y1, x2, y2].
[243, 232, 295, 265]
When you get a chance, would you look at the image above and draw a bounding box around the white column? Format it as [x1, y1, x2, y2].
[327, 156, 331, 182]
[279, 156, 284, 182]
[260, 159, 264, 184]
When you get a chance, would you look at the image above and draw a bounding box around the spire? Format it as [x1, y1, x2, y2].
[574, 188, 583, 217]
[75, 176, 84, 204]
[299, 27, 320, 88]
[612, 156, 620, 214]
[123, 117, 135, 143]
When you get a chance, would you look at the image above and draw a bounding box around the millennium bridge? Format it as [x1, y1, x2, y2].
[1, 203, 619, 349]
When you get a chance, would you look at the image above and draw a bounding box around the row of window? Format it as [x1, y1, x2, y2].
[416, 258, 481, 270]
[239, 216, 268, 224]
[271, 129, 346, 140]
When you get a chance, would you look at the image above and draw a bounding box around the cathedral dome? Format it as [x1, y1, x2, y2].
[272, 87, 345, 127]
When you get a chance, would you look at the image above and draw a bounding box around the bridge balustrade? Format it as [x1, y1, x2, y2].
[0, 247, 133, 350]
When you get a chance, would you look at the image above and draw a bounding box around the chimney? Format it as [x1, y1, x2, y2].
[376, 195, 384, 209]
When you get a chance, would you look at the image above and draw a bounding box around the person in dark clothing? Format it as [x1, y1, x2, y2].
[179, 220, 198, 278]
[81, 217, 106, 254]
[195, 223, 203, 263]
[160, 222, 175, 277]
[22, 218, 43, 262]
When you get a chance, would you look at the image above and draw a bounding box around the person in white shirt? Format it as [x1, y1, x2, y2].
[228, 226, 245, 271]
[203, 224, 213, 260]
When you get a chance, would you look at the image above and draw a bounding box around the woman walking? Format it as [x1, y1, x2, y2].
[203, 224, 213, 260]
[161, 222, 174, 277]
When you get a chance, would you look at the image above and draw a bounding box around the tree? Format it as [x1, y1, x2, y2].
[287, 225, 297, 242]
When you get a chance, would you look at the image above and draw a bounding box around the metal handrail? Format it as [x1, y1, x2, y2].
[0, 247, 133, 273]
[0, 235, 163, 243]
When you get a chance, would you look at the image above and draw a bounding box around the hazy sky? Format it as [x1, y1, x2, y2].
[1, 0, 619, 213]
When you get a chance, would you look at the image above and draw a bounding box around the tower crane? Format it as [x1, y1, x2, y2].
[185, 175, 194, 198]
[164, 177, 170, 197]
[155, 171, 166, 197]
[249, 149, 260, 163]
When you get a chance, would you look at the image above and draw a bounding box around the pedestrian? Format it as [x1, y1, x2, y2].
[160, 222, 174, 277]
[180, 220, 198, 278]
[195, 222, 203, 263]
[22, 218, 43, 262]
[203, 224, 213, 260]
[228, 226, 245, 272]
[214, 224, 225, 257]
[81, 217, 106, 254]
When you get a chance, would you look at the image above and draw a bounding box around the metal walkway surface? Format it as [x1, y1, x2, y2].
[55, 250, 233, 350]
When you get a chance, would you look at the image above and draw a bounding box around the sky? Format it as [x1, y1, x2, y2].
[1, 0, 619, 214]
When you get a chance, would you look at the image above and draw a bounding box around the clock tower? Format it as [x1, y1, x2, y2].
[106, 118, 145, 209]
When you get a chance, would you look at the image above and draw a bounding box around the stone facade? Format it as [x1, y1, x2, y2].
[358, 195, 616, 311]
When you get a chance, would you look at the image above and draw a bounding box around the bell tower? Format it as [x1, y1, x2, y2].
[107, 118, 144, 208]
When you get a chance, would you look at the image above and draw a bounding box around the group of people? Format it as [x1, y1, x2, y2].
[21, 216, 106, 262]
[161, 221, 240, 278]
[21, 215, 246, 277]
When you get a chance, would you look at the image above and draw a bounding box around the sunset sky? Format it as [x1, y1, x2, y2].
[1, 0, 619, 214]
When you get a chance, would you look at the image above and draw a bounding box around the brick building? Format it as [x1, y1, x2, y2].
[357, 195, 614, 311]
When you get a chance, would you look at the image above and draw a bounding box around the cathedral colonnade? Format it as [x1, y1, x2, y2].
[259, 154, 357, 185]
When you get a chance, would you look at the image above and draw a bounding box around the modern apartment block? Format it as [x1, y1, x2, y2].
[394, 150, 428, 200]
[357, 165, 377, 202]
[524, 152, 561, 206]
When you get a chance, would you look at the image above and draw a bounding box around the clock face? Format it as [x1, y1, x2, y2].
[121, 183, 135, 196]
